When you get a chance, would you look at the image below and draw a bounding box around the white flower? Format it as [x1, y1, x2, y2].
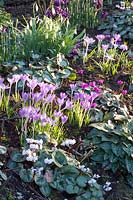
[61, 139, 76, 147]
[26, 138, 35, 144]
[30, 144, 39, 150]
[103, 181, 112, 191]
[93, 174, 100, 179]
[44, 158, 53, 165]
[88, 178, 96, 186]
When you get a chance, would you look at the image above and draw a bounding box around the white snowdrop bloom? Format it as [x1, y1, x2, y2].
[30, 144, 39, 150]
[88, 178, 96, 186]
[105, 181, 111, 186]
[93, 174, 100, 179]
[44, 158, 53, 165]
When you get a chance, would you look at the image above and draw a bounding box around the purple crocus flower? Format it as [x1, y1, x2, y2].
[84, 36, 95, 45]
[27, 78, 38, 91]
[22, 92, 29, 102]
[102, 44, 109, 51]
[70, 84, 76, 91]
[113, 34, 121, 42]
[54, 110, 63, 118]
[60, 92, 67, 99]
[65, 99, 74, 109]
[119, 44, 128, 51]
[57, 97, 65, 107]
[96, 34, 105, 42]
[61, 115, 68, 124]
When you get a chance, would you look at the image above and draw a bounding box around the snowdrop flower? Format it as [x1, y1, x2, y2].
[88, 178, 97, 186]
[44, 158, 53, 165]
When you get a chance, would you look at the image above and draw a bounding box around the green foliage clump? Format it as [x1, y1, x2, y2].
[8, 136, 104, 199]
[84, 91, 133, 187]
[98, 9, 133, 41]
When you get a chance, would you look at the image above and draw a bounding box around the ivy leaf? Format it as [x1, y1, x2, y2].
[0, 145, 7, 154]
[52, 150, 67, 168]
[10, 149, 26, 162]
[40, 184, 51, 197]
[19, 168, 33, 182]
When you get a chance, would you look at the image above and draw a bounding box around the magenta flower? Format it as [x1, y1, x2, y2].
[77, 69, 84, 75]
[96, 34, 105, 42]
[97, 79, 104, 85]
[88, 81, 96, 87]
[117, 80, 124, 85]
[81, 83, 89, 89]
[91, 102, 97, 108]
[93, 87, 101, 93]
[122, 90, 127, 95]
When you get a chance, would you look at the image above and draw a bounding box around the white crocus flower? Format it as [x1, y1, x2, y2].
[44, 158, 53, 165]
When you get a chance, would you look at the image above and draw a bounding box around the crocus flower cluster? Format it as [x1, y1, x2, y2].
[45, 0, 70, 19]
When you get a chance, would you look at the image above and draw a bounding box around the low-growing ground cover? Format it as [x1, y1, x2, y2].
[0, 0, 133, 199]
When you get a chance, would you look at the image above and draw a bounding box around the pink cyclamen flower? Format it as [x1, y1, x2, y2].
[88, 81, 96, 87]
[91, 102, 97, 108]
[119, 44, 128, 51]
[122, 90, 127, 95]
[77, 69, 84, 75]
[96, 34, 105, 42]
[93, 87, 101, 93]
[97, 79, 104, 85]
[117, 80, 123, 85]
[81, 83, 89, 89]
